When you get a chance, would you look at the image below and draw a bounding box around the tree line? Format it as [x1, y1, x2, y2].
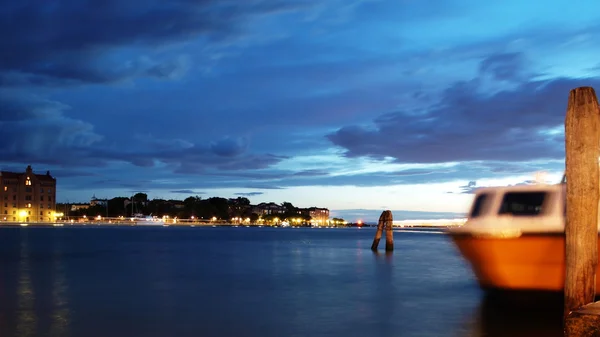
[57, 193, 345, 224]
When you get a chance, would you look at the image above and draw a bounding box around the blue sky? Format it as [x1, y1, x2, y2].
[0, 0, 592, 221]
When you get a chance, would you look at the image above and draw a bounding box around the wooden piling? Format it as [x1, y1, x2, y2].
[371, 210, 393, 251]
[385, 211, 394, 251]
[564, 86, 600, 320]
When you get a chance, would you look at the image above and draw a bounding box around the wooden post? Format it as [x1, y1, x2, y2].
[564, 86, 600, 319]
[371, 212, 386, 251]
[385, 211, 394, 251]
[371, 210, 393, 251]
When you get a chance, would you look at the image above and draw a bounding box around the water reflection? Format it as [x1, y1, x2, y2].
[372, 250, 394, 263]
[49, 240, 70, 337]
[16, 234, 36, 337]
[371, 250, 396, 336]
[464, 293, 564, 337]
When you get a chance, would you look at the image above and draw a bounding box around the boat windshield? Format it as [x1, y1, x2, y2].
[498, 191, 546, 216]
[470, 194, 488, 218]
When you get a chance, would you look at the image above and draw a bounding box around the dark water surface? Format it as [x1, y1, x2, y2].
[0, 226, 564, 337]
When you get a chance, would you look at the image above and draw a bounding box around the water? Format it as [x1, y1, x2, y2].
[0, 226, 564, 337]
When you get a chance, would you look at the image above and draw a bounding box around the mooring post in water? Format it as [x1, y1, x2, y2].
[371, 210, 393, 251]
[370, 212, 385, 251]
[564, 86, 600, 322]
[385, 211, 394, 251]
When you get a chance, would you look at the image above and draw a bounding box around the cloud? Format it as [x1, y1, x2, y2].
[53, 159, 563, 193]
[0, 93, 103, 165]
[170, 190, 206, 194]
[293, 169, 330, 177]
[210, 137, 249, 157]
[330, 209, 467, 222]
[454, 181, 479, 194]
[242, 184, 285, 190]
[235, 192, 264, 196]
[478, 52, 528, 82]
[0, 0, 328, 87]
[0, 92, 287, 172]
[327, 51, 593, 164]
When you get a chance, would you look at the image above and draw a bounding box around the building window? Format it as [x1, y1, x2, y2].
[25, 187, 32, 193]
[27, 203, 31, 208]
[12, 203, 16, 208]
[40, 211, 43, 215]
[40, 196, 44, 201]
[3, 186, 6, 191]
[48, 197, 52, 202]
[47, 204, 51, 209]
[28, 211, 31, 215]
[40, 188, 44, 193]
[25, 177, 31, 186]
[12, 211, 15, 215]
[12, 195, 16, 200]
[25, 195, 32, 201]
[48, 189, 52, 194]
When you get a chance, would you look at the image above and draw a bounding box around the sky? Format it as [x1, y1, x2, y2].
[0, 0, 593, 221]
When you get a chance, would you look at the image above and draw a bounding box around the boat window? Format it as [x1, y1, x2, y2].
[498, 192, 546, 216]
[470, 194, 488, 218]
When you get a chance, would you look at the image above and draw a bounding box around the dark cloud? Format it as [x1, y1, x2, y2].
[0, 94, 103, 166]
[129, 189, 150, 193]
[170, 190, 206, 194]
[210, 137, 249, 157]
[235, 192, 264, 196]
[390, 168, 440, 176]
[455, 181, 479, 194]
[0, 91, 287, 171]
[242, 184, 285, 190]
[50, 169, 98, 178]
[327, 52, 593, 164]
[293, 169, 330, 177]
[479, 52, 527, 82]
[0, 0, 318, 86]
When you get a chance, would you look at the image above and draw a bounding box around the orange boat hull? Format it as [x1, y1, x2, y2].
[450, 232, 600, 294]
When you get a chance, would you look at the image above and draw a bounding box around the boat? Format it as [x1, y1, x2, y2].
[447, 175, 600, 294]
[130, 213, 165, 226]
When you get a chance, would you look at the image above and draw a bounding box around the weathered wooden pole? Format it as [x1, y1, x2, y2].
[371, 210, 393, 251]
[371, 211, 386, 251]
[385, 211, 394, 251]
[564, 86, 600, 320]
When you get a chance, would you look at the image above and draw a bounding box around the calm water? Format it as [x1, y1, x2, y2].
[0, 226, 564, 337]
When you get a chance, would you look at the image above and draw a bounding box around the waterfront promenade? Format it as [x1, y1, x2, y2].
[0, 217, 466, 228]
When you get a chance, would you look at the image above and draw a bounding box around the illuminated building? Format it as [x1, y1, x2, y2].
[0, 165, 57, 222]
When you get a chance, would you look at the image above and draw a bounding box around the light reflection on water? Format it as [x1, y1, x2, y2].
[49, 237, 70, 337]
[0, 226, 566, 337]
[16, 234, 36, 337]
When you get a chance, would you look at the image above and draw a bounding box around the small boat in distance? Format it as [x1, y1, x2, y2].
[131, 213, 165, 226]
[447, 175, 600, 295]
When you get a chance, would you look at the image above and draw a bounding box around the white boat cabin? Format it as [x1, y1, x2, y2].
[454, 182, 567, 235]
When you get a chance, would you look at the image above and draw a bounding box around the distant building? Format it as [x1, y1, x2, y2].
[253, 202, 285, 216]
[301, 207, 330, 224]
[90, 195, 107, 207]
[70, 203, 90, 212]
[0, 165, 57, 222]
